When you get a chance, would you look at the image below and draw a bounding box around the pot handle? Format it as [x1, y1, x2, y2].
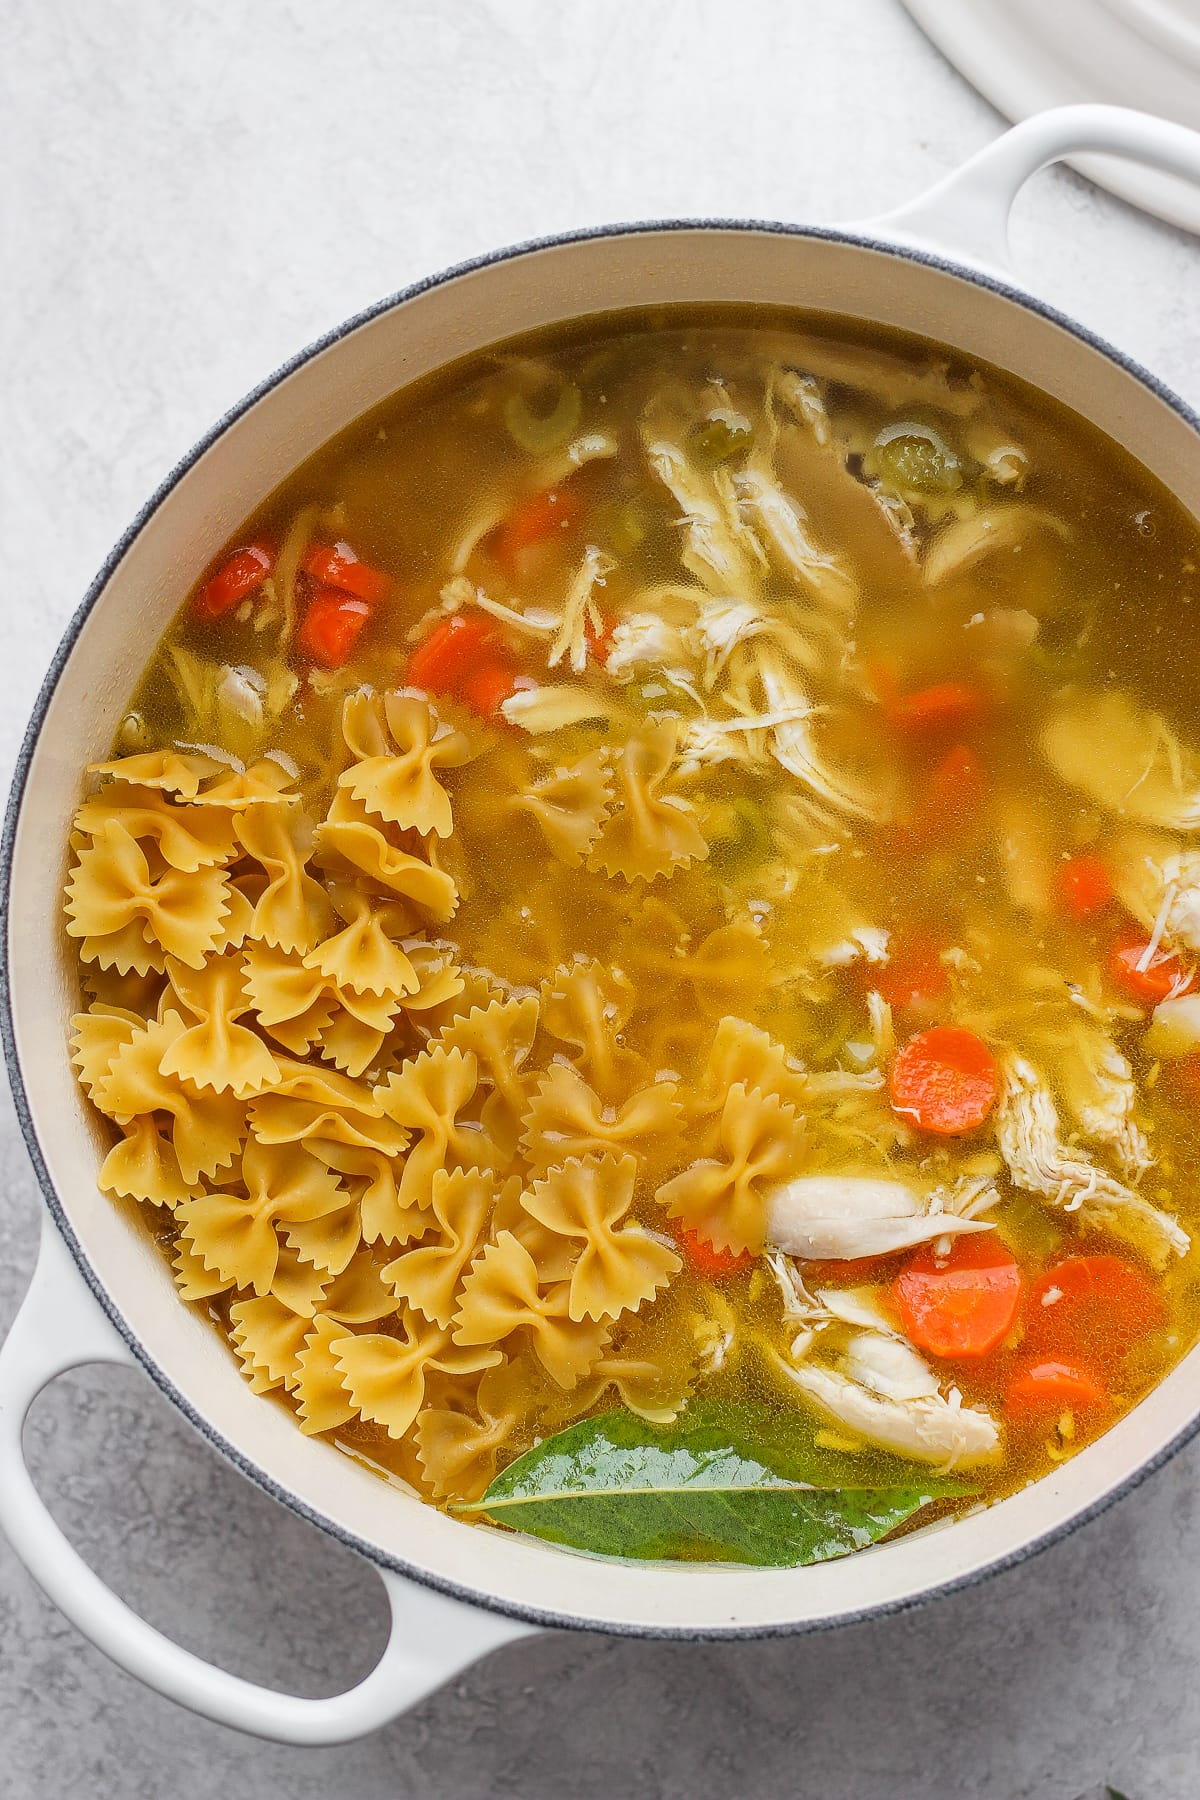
[861, 103, 1200, 273]
[0, 1214, 538, 1745]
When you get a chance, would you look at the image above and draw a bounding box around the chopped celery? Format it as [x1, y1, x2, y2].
[873, 420, 961, 496]
[691, 416, 753, 466]
[504, 383, 583, 455]
[707, 794, 772, 874]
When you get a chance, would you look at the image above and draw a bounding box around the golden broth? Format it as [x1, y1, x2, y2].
[66, 308, 1200, 1558]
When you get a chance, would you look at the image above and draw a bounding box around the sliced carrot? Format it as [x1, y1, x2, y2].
[404, 613, 497, 694]
[1107, 929, 1190, 1004]
[887, 681, 987, 738]
[493, 486, 582, 573]
[296, 588, 371, 668]
[679, 1230, 752, 1281]
[194, 541, 274, 620]
[459, 657, 521, 718]
[301, 540, 392, 604]
[1025, 1255, 1165, 1359]
[895, 742, 987, 849]
[1007, 1358, 1109, 1419]
[889, 1025, 998, 1135]
[1054, 853, 1113, 920]
[893, 1236, 1022, 1360]
[870, 937, 948, 1012]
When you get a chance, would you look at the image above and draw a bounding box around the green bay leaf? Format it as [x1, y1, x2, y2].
[457, 1408, 953, 1567]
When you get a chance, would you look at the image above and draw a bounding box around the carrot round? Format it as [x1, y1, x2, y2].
[889, 1025, 998, 1135]
[1007, 1359, 1109, 1419]
[1025, 1254, 1165, 1359]
[893, 1236, 1022, 1359]
[1054, 853, 1113, 920]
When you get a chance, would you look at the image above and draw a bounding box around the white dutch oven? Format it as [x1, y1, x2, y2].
[3, 105, 1200, 1747]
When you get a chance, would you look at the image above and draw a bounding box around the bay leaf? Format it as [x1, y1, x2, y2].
[457, 1407, 954, 1567]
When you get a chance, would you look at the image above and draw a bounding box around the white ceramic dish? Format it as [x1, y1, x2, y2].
[2, 105, 1200, 1748]
[902, 0, 1200, 234]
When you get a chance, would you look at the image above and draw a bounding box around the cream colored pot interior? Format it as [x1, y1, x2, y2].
[11, 226, 1200, 1634]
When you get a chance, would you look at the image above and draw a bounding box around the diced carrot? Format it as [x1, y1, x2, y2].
[679, 1229, 752, 1281]
[1025, 1255, 1165, 1359]
[1107, 929, 1190, 1004]
[1054, 853, 1113, 920]
[887, 681, 988, 738]
[892, 1236, 1022, 1360]
[404, 614, 497, 694]
[492, 486, 582, 572]
[895, 742, 987, 849]
[1006, 1359, 1109, 1419]
[925, 742, 986, 827]
[870, 937, 948, 1012]
[194, 541, 274, 621]
[296, 588, 371, 668]
[889, 1025, 998, 1135]
[459, 657, 521, 718]
[301, 540, 392, 604]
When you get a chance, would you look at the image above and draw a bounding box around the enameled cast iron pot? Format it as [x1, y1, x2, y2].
[3, 106, 1200, 1746]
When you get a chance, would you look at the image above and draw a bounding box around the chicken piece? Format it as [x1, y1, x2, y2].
[924, 504, 1071, 587]
[1107, 827, 1200, 953]
[756, 649, 891, 825]
[781, 1353, 1002, 1467]
[1145, 992, 1200, 1058]
[1041, 693, 1200, 832]
[765, 1174, 997, 1261]
[1056, 1034, 1152, 1180]
[995, 794, 1055, 914]
[767, 1256, 1000, 1467]
[995, 1054, 1187, 1269]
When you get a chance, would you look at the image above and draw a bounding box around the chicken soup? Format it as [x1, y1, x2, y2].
[63, 309, 1200, 1567]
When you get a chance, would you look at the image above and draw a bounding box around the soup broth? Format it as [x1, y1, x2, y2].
[64, 308, 1200, 1566]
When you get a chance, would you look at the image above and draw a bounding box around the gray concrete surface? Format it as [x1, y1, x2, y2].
[3, 2, 1199, 1794]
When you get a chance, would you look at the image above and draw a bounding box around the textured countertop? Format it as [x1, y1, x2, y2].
[3, 3, 1199, 1795]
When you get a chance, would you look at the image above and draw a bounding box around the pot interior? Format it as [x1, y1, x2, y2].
[9, 224, 1200, 1634]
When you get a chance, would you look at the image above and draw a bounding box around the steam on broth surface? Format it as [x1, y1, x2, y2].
[64, 308, 1200, 1565]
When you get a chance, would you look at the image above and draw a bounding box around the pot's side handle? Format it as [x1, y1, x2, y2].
[0, 1215, 538, 1745]
[860, 103, 1200, 274]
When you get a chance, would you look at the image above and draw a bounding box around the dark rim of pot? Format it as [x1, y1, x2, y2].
[4, 215, 1200, 1645]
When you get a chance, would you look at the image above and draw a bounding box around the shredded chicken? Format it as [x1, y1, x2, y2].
[767, 1258, 1000, 1467]
[1108, 827, 1200, 953]
[547, 544, 614, 674]
[995, 1054, 1187, 1268]
[924, 504, 1071, 587]
[734, 462, 857, 618]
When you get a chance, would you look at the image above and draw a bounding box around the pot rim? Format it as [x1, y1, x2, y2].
[5, 212, 1200, 1641]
